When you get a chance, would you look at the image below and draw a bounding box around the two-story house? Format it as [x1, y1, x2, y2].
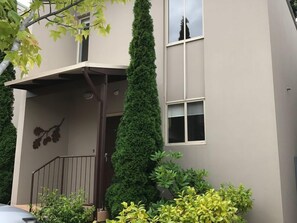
[5, 0, 297, 222]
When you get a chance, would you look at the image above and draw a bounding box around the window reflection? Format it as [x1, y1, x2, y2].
[169, 0, 203, 43]
[178, 17, 190, 41]
[186, 0, 203, 38]
[169, 0, 183, 43]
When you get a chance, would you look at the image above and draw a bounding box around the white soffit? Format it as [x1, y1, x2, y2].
[5, 62, 127, 89]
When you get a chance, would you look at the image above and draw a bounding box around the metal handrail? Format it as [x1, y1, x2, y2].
[30, 155, 96, 211]
[31, 155, 96, 174]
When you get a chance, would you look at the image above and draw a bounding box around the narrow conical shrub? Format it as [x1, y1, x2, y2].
[105, 0, 163, 218]
[0, 52, 17, 204]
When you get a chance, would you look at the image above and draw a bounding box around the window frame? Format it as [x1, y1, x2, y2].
[77, 16, 90, 63]
[166, 98, 206, 146]
[167, 0, 204, 46]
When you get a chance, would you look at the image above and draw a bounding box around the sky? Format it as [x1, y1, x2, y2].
[18, 0, 30, 7]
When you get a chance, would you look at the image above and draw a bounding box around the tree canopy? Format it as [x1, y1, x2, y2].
[0, 0, 127, 75]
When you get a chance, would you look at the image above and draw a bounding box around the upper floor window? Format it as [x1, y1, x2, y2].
[78, 17, 90, 62]
[168, 0, 203, 43]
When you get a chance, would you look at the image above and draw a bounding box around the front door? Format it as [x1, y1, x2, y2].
[103, 115, 121, 194]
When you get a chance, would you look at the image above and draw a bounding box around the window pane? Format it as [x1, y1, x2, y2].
[169, 0, 184, 43]
[80, 36, 89, 62]
[186, 0, 203, 38]
[187, 102, 205, 141]
[168, 104, 184, 117]
[79, 19, 89, 62]
[168, 104, 185, 143]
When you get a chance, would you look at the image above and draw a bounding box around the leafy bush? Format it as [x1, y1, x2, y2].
[108, 186, 253, 223]
[219, 184, 253, 222]
[150, 151, 211, 198]
[157, 187, 238, 223]
[107, 202, 150, 223]
[33, 190, 94, 223]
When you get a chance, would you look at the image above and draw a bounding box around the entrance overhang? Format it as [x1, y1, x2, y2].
[4, 62, 127, 90]
[6, 62, 128, 211]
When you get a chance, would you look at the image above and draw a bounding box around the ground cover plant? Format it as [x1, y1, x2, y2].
[107, 185, 252, 223]
[32, 190, 94, 223]
[107, 151, 253, 223]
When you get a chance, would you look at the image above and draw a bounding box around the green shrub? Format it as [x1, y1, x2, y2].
[105, 0, 163, 218]
[150, 151, 211, 198]
[157, 187, 238, 223]
[0, 51, 16, 204]
[219, 184, 253, 223]
[108, 186, 253, 223]
[32, 190, 94, 223]
[107, 202, 150, 223]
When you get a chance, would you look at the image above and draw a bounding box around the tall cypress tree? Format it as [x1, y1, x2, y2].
[0, 52, 16, 204]
[106, 0, 163, 218]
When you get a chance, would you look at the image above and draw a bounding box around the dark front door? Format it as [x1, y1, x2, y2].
[103, 115, 121, 194]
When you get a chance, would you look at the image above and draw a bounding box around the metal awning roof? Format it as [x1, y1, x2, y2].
[5, 62, 127, 90]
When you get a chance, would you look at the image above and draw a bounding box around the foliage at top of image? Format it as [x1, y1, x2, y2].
[0, 51, 16, 204]
[105, 0, 163, 218]
[0, 0, 128, 75]
[33, 190, 94, 223]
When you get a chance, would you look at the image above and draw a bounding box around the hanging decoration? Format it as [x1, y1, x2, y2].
[33, 118, 65, 149]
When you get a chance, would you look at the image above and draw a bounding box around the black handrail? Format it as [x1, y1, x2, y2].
[30, 155, 96, 211]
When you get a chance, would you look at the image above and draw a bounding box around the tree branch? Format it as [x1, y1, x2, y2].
[27, 0, 85, 27]
[45, 17, 77, 30]
[0, 10, 35, 76]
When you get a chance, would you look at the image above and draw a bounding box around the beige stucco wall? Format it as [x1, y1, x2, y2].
[67, 89, 98, 156]
[268, 0, 297, 222]
[164, 1, 284, 222]
[88, 0, 165, 104]
[27, 7, 77, 75]
[67, 80, 128, 156]
[12, 92, 70, 204]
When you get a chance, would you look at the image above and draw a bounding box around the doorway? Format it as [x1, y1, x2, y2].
[103, 115, 122, 194]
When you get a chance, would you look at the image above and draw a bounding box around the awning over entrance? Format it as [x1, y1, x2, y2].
[4, 62, 127, 90]
[6, 62, 128, 210]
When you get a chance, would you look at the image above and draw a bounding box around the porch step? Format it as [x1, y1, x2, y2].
[13, 204, 30, 212]
[13, 204, 40, 212]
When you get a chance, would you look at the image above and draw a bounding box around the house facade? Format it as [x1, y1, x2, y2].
[6, 0, 297, 222]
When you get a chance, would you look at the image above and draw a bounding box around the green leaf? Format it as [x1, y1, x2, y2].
[36, 54, 42, 67]
[49, 30, 61, 41]
[7, 10, 20, 23]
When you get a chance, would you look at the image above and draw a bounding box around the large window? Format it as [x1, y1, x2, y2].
[168, 0, 203, 43]
[78, 17, 90, 62]
[168, 100, 205, 144]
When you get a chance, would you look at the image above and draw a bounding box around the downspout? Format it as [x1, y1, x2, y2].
[82, 68, 107, 211]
